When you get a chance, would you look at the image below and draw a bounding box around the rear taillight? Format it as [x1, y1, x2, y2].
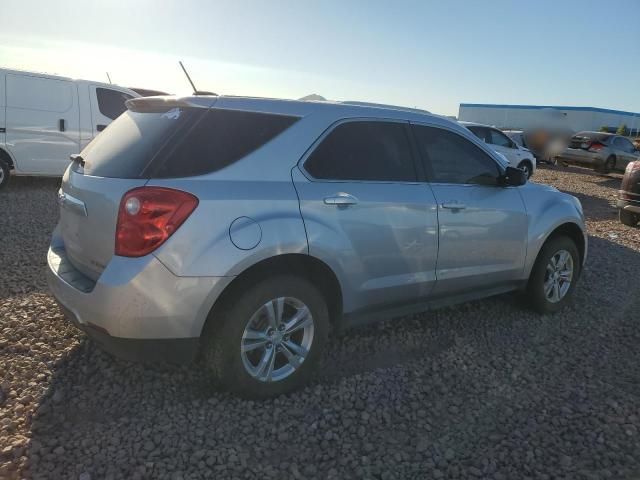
[588, 142, 605, 152]
[115, 187, 198, 257]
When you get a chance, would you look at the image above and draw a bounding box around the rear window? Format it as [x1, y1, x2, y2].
[76, 107, 299, 178]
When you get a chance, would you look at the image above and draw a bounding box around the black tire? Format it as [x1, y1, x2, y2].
[620, 209, 639, 227]
[203, 275, 330, 398]
[527, 235, 580, 314]
[0, 158, 9, 190]
[518, 161, 533, 179]
[599, 156, 615, 174]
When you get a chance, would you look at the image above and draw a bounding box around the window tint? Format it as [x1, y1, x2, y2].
[412, 125, 501, 185]
[489, 129, 515, 148]
[96, 88, 134, 120]
[78, 107, 298, 179]
[150, 109, 299, 178]
[304, 121, 416, 182]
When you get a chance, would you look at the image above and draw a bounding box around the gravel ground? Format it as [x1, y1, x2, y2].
[1, 166, 640, 480]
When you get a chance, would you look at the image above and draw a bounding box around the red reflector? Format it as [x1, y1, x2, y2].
[588, 142, 605, 152]
[115, 187, 198, 257]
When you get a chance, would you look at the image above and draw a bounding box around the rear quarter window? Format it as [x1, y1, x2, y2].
[77, 107, 300, 179]
[150, 109, 299, 178]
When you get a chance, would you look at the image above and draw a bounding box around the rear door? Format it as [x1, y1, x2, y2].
[5, 73, 80, 175]
[89, 86, 134, 137]
[294, 119, 439, 313]
[411, 123, 528, 296]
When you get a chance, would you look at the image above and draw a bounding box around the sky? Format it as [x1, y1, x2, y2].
[1, 0, 639, 116]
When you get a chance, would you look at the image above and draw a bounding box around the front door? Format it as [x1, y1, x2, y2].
[411, 123, 528, 296]
[293, 119, 439, 314]
[5, 73, 80, 175]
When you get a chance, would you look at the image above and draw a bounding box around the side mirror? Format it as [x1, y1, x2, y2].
[501, 166, 527, 186]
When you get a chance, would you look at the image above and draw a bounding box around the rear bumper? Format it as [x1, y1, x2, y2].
[556, 149, 604, 166]
[617, 198, 640, 214]
[47, 230, 233, 362]
[55, 300, 199, 363]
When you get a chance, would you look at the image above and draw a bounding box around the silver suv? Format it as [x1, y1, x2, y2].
[47, 95, 587, 397]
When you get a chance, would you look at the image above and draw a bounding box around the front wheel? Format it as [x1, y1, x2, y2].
[518, 161, 533, 179]
[527, 236, 580, 314]
[0, 158, 10, 190]
[620, 209, 639, 227]
[203, 275, 330, 398]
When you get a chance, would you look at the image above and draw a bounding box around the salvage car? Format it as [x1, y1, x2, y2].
[556, 131, 640, 174]
[48, 95, 587, 397]
[618, 160, 640, 226]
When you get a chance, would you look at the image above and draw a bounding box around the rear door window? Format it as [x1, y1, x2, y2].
[96, 88, 134, 120]
[467, 126, 490, 143]
[489, 129, 515, 148]
[412, 125, 500, 185]
[303, 121, 417, 182]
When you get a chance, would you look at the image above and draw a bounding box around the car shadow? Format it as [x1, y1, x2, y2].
[19, 232, 640, 478]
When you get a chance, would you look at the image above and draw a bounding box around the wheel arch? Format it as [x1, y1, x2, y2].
[201, 253, 343, 337]
[527, 221, 586, 280]
[0, 147, 15, 170]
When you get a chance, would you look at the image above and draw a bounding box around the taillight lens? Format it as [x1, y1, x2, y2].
[588, 142, 605, 152]
[115, 187, 199, 257]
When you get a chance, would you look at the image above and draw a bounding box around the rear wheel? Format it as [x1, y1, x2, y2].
[0, 158, 9, 190]
[527, 236, 580, 314]
[203, 275, 329, 398]
[599, 156, 615, 174]
[620, 209, 639, 227]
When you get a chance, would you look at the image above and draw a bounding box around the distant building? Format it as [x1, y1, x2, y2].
[458, 103, 640, 135]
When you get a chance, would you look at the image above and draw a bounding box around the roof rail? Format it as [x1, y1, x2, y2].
[341, 101, 430, 115]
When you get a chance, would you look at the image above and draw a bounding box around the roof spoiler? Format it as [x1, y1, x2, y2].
[125, 96, 218, 112]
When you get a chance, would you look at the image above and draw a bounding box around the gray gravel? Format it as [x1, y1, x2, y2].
[2, 166, 640, 479]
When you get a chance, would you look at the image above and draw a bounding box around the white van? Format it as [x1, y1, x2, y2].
[0, 68, 140, 188]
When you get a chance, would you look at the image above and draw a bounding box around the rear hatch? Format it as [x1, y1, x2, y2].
[59, 98, 213, 280]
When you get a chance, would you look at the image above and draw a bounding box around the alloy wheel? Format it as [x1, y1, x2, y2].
[543, 249, 574, 303]
[240, 297, 315, 382]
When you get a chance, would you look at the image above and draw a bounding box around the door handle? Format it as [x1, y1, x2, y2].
[59, 119, 65, 132]
[441, 202, 466, 210]
[324, 193, 359, 206]
[96, 124, 107, 132]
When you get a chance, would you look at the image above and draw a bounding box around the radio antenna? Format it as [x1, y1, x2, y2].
[179, 61, 197, 93]
[106, 72, 112, 84]
[178, 61, 217, 96]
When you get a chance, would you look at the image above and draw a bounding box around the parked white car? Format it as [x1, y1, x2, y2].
[460, 122, 537, 178]
[0, 68, 139, 188]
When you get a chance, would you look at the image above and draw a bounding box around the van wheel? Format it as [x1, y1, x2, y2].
[620, 209, 639, 227]
[0, 159, 9, 190]
[203, 275, 329, 398]
[527, 236, 580, 314]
